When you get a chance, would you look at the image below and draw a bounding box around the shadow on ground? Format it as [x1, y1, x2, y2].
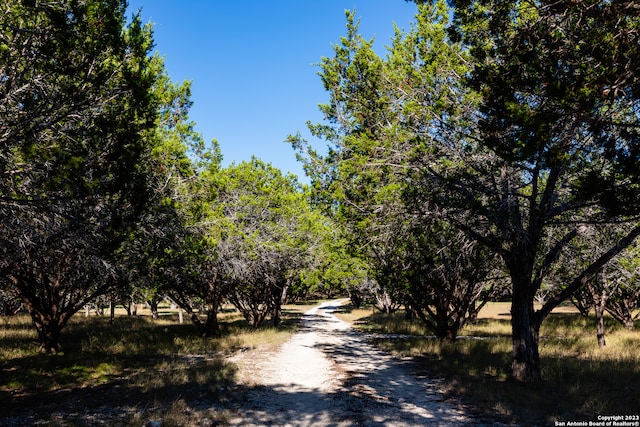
[221, 302, 474, 426]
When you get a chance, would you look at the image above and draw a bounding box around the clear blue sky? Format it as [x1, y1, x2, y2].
[126, 1, 419, 180]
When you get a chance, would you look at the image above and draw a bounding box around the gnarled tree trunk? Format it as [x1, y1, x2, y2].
[511, 284, 542, 382]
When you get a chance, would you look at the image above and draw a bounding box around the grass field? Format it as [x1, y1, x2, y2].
[335, 302, 640, 426]
[0, 303, 315, 425]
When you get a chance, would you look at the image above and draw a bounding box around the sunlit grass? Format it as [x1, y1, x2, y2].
[0, 314, 40, 359]
[342, 302, 640, 425]
[332, 305, 377, 324]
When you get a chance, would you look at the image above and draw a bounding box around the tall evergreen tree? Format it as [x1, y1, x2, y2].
[411, 0, 640, 381]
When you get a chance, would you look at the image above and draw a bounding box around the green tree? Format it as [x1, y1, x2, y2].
[603, 253, 640, 331]
[218, 159, 325, 328]
[292, 4, 497, 339]
[162, 152, 233, 337]
[426, 0, 640, 381]
[298, 0, 640, 381]
[301, 228, 371, 305]
[118, 66, 209, 324]
[292, 9, 417, 315]
[552, 224, 629, 348]
[0, 0, 159, 352]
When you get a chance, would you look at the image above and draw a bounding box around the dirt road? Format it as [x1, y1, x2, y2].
[226, 300, 478, 426]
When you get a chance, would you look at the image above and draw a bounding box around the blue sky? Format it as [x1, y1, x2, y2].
[126, 1, 419, 180]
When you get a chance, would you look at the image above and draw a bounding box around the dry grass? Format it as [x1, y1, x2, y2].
[4, 301, 637, 425]
[0, 304, 305, 425]
[340, 302, 640, 426]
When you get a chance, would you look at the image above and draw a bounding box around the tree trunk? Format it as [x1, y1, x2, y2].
[122, 299, 132, 316]
[271, 307, 281, 327]
[204, 310, 219, 337]
[605, 300, 637, 330]
[592, 276, 607, 348]
[404, 303, 415, 321]
[432, 307, 460, 341]
[510, 280, 542, 382]
[19, 283, 64, 353]
[435, 324, 458, 341]
[271, 286, 287, 328]
[33, 317, 62, 354]
[148, 299, 159, 319]
[109, 299, 115, 324]
[350, 291, 364, 309]
[595, 302, 606, 348]
[183, 305, 205, 335]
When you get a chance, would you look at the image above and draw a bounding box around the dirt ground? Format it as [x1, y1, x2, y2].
[224, 300, 489, 426]
[0, 300, 500, 426]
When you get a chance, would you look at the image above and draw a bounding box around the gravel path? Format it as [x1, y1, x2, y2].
[226, 300, 477, 426]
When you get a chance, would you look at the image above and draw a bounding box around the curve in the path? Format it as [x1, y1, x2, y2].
[227, 299, 478, 426]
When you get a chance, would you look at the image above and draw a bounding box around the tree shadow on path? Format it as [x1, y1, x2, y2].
[224, 300, 484, 426]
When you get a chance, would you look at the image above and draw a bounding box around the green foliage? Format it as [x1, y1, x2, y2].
[213, 158, 330, 327]
[0, 0, 164, 353]
[450, 0, 640, 212]
[136, 141, 340, 334]
[292, 2, 498, 337]
[297, 0, 640, 381]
